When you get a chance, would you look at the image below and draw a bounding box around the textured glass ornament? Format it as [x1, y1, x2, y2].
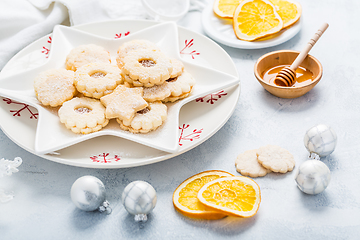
[122, 181, 157, 222]
[70, 176, 111, 213]
[304, 124, 337, 157]
[0, 157, 22, 203]
[294, 154, 331, 194]
[0, 157, 22, 177]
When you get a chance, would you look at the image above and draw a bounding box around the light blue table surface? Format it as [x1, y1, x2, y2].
[1, 0, 360, 239]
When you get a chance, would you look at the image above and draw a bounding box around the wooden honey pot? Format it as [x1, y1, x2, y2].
[254, 50, 323, 99]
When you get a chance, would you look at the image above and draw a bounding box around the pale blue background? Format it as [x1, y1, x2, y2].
[1, 0, 360, 239]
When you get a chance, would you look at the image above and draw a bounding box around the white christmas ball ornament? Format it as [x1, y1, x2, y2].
[71, 176, 111, 213]
[304, 124, 337, 157]
[295, 160, 331, 194]
[122, 181, 157, 222]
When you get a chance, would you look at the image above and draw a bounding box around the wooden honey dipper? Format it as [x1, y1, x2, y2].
[274, 23, 329, 87]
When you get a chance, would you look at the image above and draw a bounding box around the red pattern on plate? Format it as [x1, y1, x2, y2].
[115, 31, 130, 39]
[196, 90, 227, 104]
[2, 98, 38, 119]
[180, 39, 200, 59]
[41, 36, 52, 58]
[41, 47, 50, 58]
[178, 124, 203, 146]
[90, 153, 121, 163]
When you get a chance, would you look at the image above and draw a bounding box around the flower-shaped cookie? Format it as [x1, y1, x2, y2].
[256, 145, 295, 173]
[235, 149, 270, 177]
[142, 83, 172, 102]
[74, 62, 123, 99]
[122, 49, 173, 87]
[65, 44, 111, 71]
[118, 101, 167, 133]
[58, 97, 109, 134]
[116, 39, 161, 69]
[163, 71, 196, 103]
[34, 69, 76, 107]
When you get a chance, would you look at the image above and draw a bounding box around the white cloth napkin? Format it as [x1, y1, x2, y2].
[0, 0, 148, 70]
[0, 0, 208, 70]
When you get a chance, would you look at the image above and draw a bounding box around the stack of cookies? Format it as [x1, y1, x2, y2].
[33, 40, 195, 134]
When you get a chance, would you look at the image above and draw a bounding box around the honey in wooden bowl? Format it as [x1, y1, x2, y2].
[254, 50, 323, 99]
[263, 65, 314, 87]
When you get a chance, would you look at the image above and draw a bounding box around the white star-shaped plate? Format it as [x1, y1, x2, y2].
[0, 21, 239, 157]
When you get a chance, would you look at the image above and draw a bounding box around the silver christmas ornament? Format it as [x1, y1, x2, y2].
[71, 176, 111, 213]
[122, 180, 157, 222]
[304, 124, 337, 157]
[295, 124, 336, 194]
[294, 154, 331, 195]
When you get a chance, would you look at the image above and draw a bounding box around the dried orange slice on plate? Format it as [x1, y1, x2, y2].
[233, 0, 283, 41]
[269, 0, 302, 28]
[197, 176, 261, 218]
[173, 170, 233, 219]
[213, 0, 242, 18]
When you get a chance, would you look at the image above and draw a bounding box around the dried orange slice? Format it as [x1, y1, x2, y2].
[213, 0, 243, 18]
[197, 176, 261, 218]
[269, 0, 302, 28]
[173, 170, 233, 220]
[233, 0, 283, 41]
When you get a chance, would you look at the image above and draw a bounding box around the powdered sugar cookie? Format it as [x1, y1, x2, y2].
[123, 74, 155, 88]
[235, 149, 271, 177]
[116, 40, 160, 69]
[100, 85, 148, 122]
[65, 44, 111, 71]
[74, 62, 123, 99]
[257, 145, 295, 173]
[58, 97, 109, 134]
[162, 71, 196, 103]
[170, 58, 184, 78]
[34, 69, 76, 107]
[122, 49, 173, 87]
[117, 101, 167, 133]
[142, 83, 172, 102]
[123, 78, 172, 102]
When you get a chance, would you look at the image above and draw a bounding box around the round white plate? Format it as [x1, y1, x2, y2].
[0, 19, 240, 168]
[201, 3, 301, 49]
